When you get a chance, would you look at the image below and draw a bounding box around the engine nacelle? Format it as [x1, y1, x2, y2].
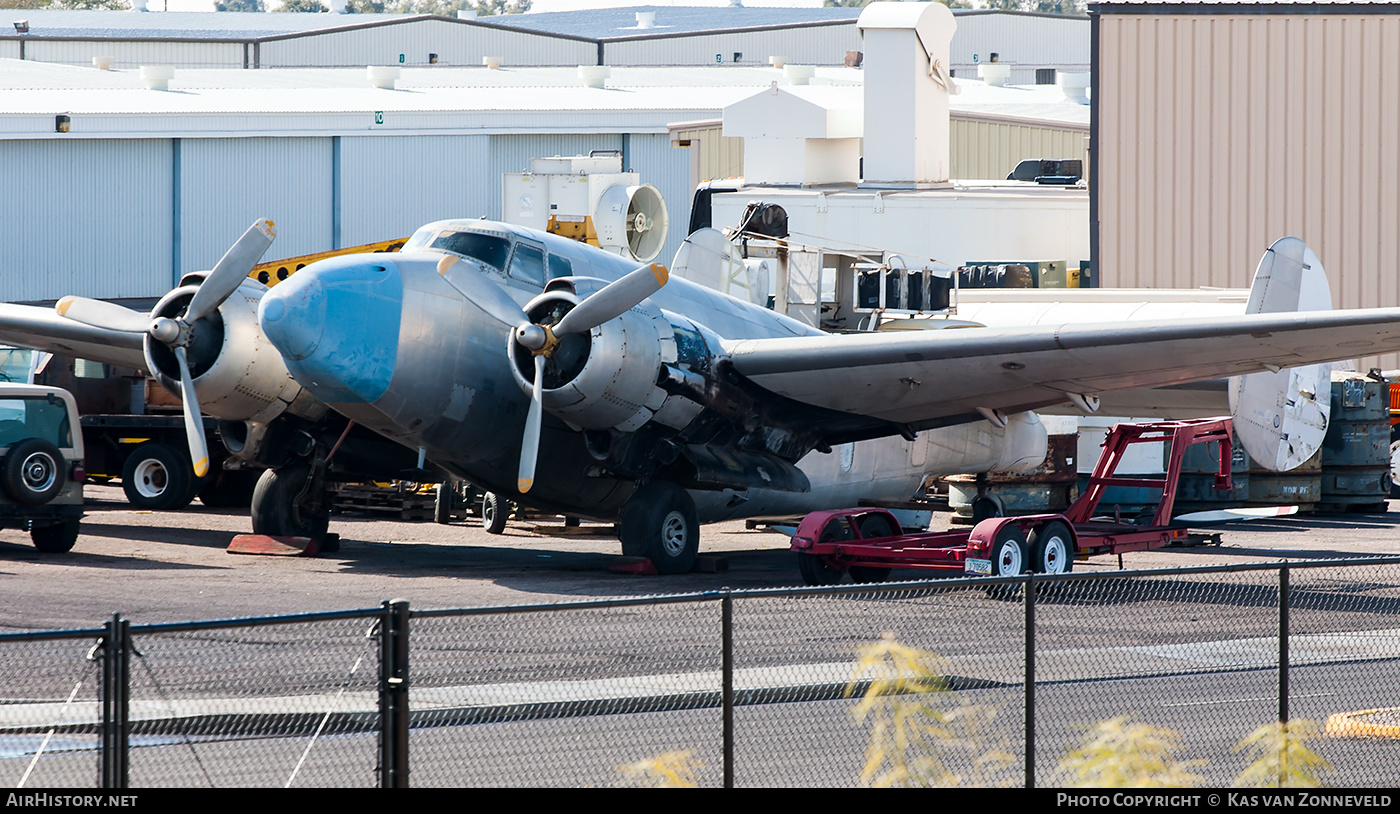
[145, 280, 320, 427]
[509, 280, 707, 433]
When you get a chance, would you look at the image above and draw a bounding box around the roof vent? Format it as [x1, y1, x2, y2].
[329, 0, 347, 12]
[457, 9, 477, 18]
[768, 55, 786, 69]
[1057, 71, 1090, 105]
[129, 0, 148, 10]
[783, 65, 814, 85]
[635, 11, 655, 29]
[140, 65, 173, 91]
[367, 65, 400, 89]
[578, 65, 610, 88]
[12, 20, 28, 34]
[92, 56, 114, 70]
[978, 62, 1011, 87]
[483, 56, 503, 69]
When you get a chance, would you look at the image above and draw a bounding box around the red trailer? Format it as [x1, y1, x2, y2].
[790, 418, 1235, 585]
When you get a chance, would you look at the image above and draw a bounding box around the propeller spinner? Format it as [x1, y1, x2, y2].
[439, 254, 668, 492]
[54, 220, 277, 478]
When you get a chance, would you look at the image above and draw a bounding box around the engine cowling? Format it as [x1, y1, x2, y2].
[508, 280, 709, 434]
[144, 280, 318, 426]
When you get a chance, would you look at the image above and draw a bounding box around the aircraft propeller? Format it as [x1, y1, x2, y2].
[438, 255, 668, 492]
[54, 220, 277, 479]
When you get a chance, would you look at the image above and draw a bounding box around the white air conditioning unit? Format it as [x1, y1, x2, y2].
[502, 153, 670, 263]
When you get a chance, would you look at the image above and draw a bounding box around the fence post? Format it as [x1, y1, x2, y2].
[99, 613, 129, 789]
[1278, 565, 1290, 724]
[1024, 574, 1036, 789]
[721, 591, 734, 789]
[378, 598, 410, 788]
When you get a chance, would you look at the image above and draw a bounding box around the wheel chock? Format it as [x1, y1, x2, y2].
[227, 534, 319, 557]
[610, 557, 658, 575]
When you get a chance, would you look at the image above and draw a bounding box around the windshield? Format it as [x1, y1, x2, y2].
[403, 228, 512, 274]
[0, 396, 71, 449]
[0, 348, 34, 383]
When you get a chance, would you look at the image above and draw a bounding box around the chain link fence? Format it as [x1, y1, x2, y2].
[0, 558, 1397, 788]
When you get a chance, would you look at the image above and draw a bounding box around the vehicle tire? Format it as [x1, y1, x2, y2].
[198, 468, 256, 509]
[857, 513, 899, 539]
[849, 566, 892, 584]
[434, 482, 453, 525]
[1029, 521, 1074, 575]
[2, 439, 65, 506]
[971, 495, 1003, 524]
[1389, 439, 1400, 499]
[251, 463, 329, 541]
[481, 491, 508, 535]
[797, 552, 845, 586]
[29, 517, 79, 553]
[121, 443, 197, 511]
[990, 525, 1029, 576]
[618, 481, 699, 575]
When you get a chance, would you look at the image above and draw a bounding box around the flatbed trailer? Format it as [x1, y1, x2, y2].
[791, 418, 1235, 584]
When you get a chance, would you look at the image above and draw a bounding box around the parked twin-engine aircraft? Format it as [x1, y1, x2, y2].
[7, 219, 1400, 573]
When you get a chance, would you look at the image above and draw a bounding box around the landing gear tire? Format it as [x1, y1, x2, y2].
[434, 482, 453, 525]
[481, 491, 508, 535]
[619, 481, 699, 575]
[29, 517, 79, 553]
[122, 443, 198, 511]
[797, 552, 844, 586]
[251, 463, 330, 545]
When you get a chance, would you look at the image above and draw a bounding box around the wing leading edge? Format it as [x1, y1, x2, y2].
[722, 308, 1400, 429]
[0, 303, 147, 370]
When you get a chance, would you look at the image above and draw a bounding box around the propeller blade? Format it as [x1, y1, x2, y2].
[172, 346, 210, 479]
[184, 219, 277, 325]
[440, 254, 533, 328]
[553, 262, 668, 337]
[517, 355, 545, 494]
[55, 297, 151, 334]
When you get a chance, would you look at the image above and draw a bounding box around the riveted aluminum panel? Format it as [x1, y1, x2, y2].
[178, 137, 332, 279]
[1097, 10, 1400, 370]
[0, 138, 171, 301]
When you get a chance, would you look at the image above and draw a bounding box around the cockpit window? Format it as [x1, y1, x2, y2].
[406, 229, 512, 274]
[509, 243, 546, 287]
[548, 254, 573, 281]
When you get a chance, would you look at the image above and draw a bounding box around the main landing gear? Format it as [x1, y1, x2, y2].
[251, 460, 336, 552]
[618, 481, 699, 575]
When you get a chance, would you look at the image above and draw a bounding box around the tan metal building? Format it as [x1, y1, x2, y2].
[1092, 1, 1400, 370]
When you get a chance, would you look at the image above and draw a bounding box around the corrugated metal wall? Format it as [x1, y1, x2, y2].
[259, 20, 594, 68]
[950, 13, 1091, 77]
[0, 139, 171, 301]
[1096, 8, 1400, 369]
[604, 27, 860, 67]
[338, 134, 492, 245]
[950, 117, 1088, 182]
[23, 40, 244, 69]
[178, 137, 333, 280]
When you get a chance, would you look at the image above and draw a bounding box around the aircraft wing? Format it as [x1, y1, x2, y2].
[722, 308, 1400, 429]
[0, 303, 147, 370]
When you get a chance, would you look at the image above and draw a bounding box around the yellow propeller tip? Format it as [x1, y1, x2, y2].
[55, 297, 74, 316]
[193, 459, 208, 478]
[651, 263, 669, 285]
[517, 478, 533, 493]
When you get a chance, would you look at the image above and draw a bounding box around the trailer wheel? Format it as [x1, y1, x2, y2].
[481, 491, 508, 535]
[990, 525, 1029, 576]
[1029, 521, 1073, 575]
[122, 443, 197, 511]
[797, 553, 844, 586]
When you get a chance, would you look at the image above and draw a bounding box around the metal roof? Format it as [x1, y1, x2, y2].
[0, 58, 1088, 136]
[0, 10, 448, 41]
[475, 6, 861, 40]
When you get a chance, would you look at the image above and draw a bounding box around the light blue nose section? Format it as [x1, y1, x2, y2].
[259, 256, 403, 404]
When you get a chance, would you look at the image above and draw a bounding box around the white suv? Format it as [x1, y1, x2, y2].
[0, 385, 84, 552]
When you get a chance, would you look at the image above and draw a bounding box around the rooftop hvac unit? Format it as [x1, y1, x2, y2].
[502, 152, 670, 263]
